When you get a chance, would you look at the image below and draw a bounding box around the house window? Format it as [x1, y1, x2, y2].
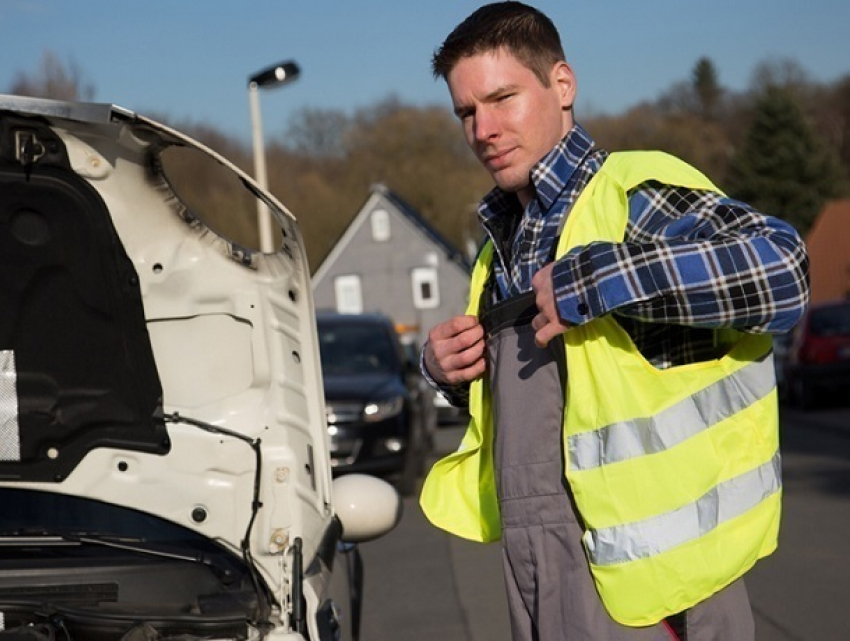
[370, 209, 391, 242]
[334, 275, 363, 314]
[412, 267, 439, 309]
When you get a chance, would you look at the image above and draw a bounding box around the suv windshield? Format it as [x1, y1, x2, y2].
[318, 322, 398, 376]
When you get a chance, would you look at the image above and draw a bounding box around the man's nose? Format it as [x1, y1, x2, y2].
[472, 108, 498, 143]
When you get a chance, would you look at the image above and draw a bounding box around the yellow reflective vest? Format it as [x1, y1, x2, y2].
[420, 151, 781, 626]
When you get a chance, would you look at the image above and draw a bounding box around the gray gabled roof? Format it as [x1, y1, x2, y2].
[312, 183, 473, 284]
[371, 184, 472, 271]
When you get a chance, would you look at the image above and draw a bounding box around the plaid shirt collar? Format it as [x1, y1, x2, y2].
[478, 123, 596, 224]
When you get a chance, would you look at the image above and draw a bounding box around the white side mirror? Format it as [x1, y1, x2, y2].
[333, 474, 402, 543]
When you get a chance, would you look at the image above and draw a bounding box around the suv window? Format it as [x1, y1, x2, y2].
[810, 303, 850, 337]
[318, 321, 399, 375]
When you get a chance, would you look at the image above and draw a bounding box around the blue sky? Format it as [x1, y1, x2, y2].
[2, 1, 849, 147]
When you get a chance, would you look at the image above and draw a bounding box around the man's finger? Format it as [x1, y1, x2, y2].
[431, 314, 480, 341]
[444, 355, 487, 385]
[531, 312, 548, 333]
[534, 319, 570, 348]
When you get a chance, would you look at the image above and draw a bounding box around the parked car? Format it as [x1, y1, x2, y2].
[0, 93, 399, 640]
[433, 390, 469, 425]
[317, 313, 433, 495]
[784, 300, 850, 409]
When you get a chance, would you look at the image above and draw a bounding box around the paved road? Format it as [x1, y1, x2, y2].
[746, 405, 850, 640]
[358, 423, 510, 641]
[357, 404, 850, 640]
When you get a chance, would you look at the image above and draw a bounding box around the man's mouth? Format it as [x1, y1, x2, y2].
[482, 148, 515, 171]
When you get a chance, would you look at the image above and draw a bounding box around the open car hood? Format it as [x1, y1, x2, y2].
[0, 94, 400, 640]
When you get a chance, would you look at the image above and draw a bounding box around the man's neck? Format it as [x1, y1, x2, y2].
[516, 184, 535, 209]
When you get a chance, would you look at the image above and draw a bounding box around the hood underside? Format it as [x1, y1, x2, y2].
[0, 129, 168, 481]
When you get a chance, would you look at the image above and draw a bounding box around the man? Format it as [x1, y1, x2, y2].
[419, 2, 809, 640]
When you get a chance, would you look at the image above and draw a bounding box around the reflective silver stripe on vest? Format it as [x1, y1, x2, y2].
[585, 453, 781, 565]
[0, 350, 21, 462]
[568, 353, 775, 472]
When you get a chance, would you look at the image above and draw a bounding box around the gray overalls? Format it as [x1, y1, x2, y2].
[480, 289, 755, 640]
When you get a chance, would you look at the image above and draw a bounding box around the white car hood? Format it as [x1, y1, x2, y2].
[0, 94, 334, 612]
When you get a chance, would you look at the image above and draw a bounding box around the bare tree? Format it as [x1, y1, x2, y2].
[749, 58, 811, 98]
[284, 107, 350, 159]
[9, 50, 95, 101]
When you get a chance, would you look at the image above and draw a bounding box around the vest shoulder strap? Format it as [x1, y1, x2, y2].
[599, 151, 722, 194]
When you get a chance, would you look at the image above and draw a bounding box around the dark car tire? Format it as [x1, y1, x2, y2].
[347, 546, 364, 641]
[398, 446, 422, 497]
[397, 425, 425, 496]
[791, 377, 816, 410]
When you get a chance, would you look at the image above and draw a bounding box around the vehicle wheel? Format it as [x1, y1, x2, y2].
[398, 444, 421, 497]
[347, 546, 364, 641]
[776, 379, 789, 405]
[791, 378, 816, 410]
[397, 424, 425, 497]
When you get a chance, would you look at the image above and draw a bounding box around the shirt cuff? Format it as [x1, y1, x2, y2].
[419, 340, 471, 409]
[551, 247, 602, 325]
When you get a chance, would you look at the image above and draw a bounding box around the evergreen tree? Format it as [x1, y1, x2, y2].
[692, 57, 722, 119]
[725, 85, 844, 235]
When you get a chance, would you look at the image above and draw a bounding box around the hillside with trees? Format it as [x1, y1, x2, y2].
[7, 52, 849, 272]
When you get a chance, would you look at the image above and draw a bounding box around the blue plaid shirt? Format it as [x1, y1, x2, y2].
[432, 124, 809, 405]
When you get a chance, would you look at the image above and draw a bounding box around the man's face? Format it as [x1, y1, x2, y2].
[447, 48, 576, 206]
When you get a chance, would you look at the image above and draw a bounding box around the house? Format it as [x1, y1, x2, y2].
[805, 198, 850, 304]
[311, 184, 474, 347]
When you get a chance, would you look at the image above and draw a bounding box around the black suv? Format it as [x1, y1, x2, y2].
[317, 313, 432, 495]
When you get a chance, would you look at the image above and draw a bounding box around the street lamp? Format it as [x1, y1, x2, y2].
[248, 60, 300, 252]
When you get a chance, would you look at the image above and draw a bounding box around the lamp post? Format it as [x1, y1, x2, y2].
[248, 60, 300, 252]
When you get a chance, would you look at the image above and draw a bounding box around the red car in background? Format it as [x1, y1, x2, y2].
[783, 300, 850, 409]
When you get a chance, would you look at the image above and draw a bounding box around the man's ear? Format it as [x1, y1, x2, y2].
[552, 61, 577, 110]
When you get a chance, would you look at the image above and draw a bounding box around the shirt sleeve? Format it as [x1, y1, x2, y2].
[551, 184, 810, 334]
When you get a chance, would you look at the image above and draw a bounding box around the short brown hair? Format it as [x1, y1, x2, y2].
[432, 2, 566, 87]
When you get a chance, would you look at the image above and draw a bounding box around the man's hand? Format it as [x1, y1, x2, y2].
[531, 263, 571, 347]
[424, 315, 486, 386]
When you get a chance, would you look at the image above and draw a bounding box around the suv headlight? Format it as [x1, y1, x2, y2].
[363, 396, 404, 422]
